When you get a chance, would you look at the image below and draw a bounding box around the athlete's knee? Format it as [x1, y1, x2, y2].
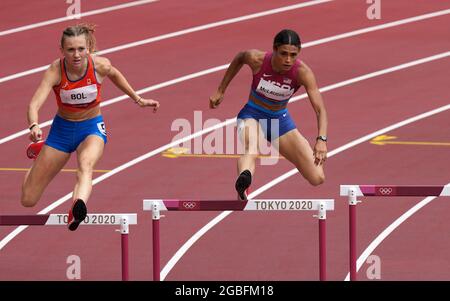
[307, 173, 325, 186]
[239, 125, 259, 153]
[244, 151, 258, 157]
[242, 138, 259, 154]
[240, 153, 258, 162]
[78, 159, 95, 174]
[76, 166, 94, 185]
[20, 191, 38, 207]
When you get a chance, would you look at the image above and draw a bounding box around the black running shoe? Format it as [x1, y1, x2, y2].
[235, 170, 252, 200]
[68, 199, 87, 231]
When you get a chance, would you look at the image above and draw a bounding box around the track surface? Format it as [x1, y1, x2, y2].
[0, 0, 449, 280]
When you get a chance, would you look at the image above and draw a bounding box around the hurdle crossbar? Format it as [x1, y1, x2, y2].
[340, 184, 450, 281]
[143, 199, 334, 281]
[0, 213, 137, 281]
[340, 185, 450, 197]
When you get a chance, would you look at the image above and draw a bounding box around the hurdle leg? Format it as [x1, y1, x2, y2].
[152, 202, 161, 281]
[120, 216, 130, 281]
[348, 188, 360, 281]
[316, 203, 327, 281]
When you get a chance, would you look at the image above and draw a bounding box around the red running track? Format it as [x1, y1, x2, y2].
[0, 0, 449, 280]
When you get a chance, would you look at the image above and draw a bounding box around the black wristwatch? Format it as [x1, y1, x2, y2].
[316, 135, 327, 142]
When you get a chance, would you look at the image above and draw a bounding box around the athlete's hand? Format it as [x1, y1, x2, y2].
[138, 98, 160, 112]
[313, 140, 327, 166]
[209, 91, 224, 109]
[29, 125, 42, 142]
[29, 125, 43, 142]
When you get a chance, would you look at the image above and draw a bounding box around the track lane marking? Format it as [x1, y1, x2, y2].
[342, 193, 447, 281]
[3, 5, 450, 84]
[0, 0, 333, 83]
[2, 15, 450, 144]
[1, 53, 448, 279]
[0, 0, 159, 37]
[160, 103, 450, 280]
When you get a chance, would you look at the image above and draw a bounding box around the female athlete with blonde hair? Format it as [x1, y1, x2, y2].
[22, 24, 160, 230]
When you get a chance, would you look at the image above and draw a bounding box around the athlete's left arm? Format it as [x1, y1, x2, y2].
[94, 56, 160, 112]
[298, 62, 328, 165]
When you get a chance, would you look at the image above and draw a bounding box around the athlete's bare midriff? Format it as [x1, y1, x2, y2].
[57, 105, 101, 121]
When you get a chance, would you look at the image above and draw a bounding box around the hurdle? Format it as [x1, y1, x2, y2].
[0, 213, 137, 281]
[340, 184, 450, 281]
[143, 199, 335, 281]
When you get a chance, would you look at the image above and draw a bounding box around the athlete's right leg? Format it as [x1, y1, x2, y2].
[21, 145, 71, 207]
[237, 118, 260, 175]
[236, 118, 263, 200]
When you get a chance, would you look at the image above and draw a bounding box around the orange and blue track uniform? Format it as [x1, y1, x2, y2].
[45, 56, 107, 153]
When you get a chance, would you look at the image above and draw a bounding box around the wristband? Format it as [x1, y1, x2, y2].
[316, 135, 327, 142]
[29, 122, 38, 131]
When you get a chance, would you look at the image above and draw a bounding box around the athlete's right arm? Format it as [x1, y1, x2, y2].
[209, 49, 263, 109]
[27, 60, 60, 142]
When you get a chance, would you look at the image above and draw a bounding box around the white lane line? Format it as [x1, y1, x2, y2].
[305, 8, 450, 48]
[3, 5, 450, 85]
[0, 0, 159, 37]
[1, 50, 448, 146]
[160, 103, 450, 280]
[1, 8, 449, 145]
[342, 193, 447, 281]
[0, 65, 228, 145]
[99, 0, 333, 55]
[0, 0, 333, 83]
[1, 50, 448, 270]
[0, 118, 235, 251]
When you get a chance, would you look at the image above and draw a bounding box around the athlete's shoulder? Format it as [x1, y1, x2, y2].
[297, 60, 318, 88]
[93, 55, 112, 76]
[238, 49, 265, 71]
[93, 55, 111, 66]
[297, 60, 313, 76]
[48, 58, 61, 72]
[243, 49, 265, 62]
[43, 59, 62, 86]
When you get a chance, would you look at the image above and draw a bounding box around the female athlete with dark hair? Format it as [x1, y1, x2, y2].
[209, 29, 328, 200]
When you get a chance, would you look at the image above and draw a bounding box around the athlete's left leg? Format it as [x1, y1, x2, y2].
[68, 135, 104, 231]
[73, 135, 105, 204]
[275, 129, 325, 186]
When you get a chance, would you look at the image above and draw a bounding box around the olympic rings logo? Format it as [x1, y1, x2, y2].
[182, 201, 197, 210]
[378, 187, 393, 195]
